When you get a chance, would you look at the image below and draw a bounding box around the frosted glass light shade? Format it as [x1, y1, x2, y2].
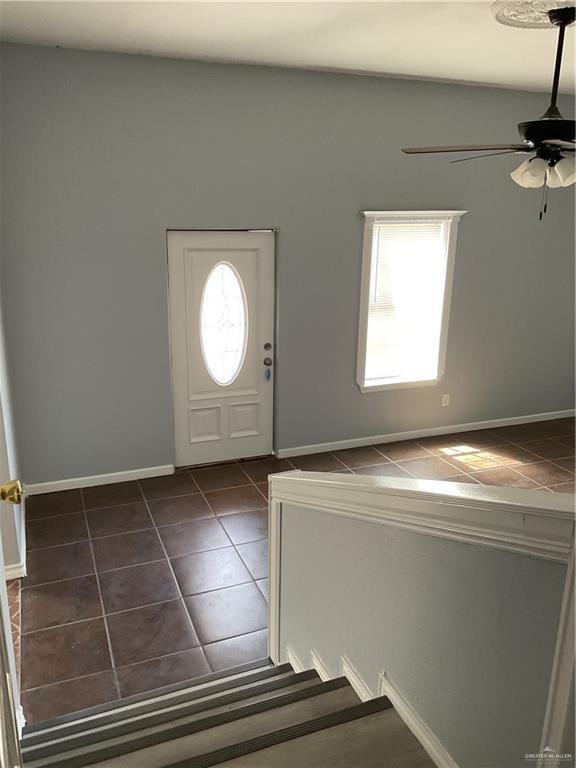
[553, 156, 576, 187]
[510, 157, 548, 188]
[547, 165, 564, 189]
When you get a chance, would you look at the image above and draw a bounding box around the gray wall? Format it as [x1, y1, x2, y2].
[279, 502, 567, 768]
[0, 43, 574, 483]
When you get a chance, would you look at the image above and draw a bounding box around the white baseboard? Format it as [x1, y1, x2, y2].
[276, 409, 575, 458]
[5, 505, 27, 581]
[287, 647, 457, 767]
[4, 561, 26, 580]
[26, 465, 175, 495]
[340, 655, 374, 702]
[286, 646, 305, 674]
[378, 671, 459, 768]
[310, 650, 331, 682]
[16, 704, 25, 735]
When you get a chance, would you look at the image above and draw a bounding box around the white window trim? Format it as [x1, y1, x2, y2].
[357, 210, 467, 394]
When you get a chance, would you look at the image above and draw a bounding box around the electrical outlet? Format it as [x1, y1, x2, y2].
[441, 394, 450, 407]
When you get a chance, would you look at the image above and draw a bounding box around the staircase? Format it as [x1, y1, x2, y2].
[20, 659, 434, 768]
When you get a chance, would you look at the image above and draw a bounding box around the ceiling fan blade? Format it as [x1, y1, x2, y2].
[542, 139, 576, 149]
[402, 143, 531, 154]
[449, 150, 523, 164]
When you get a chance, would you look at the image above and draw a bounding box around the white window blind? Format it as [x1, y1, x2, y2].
[358, 211, 465, 391]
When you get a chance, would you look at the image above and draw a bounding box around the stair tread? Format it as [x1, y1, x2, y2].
[26, 679, 358, 768]
[23, 661, 286, 743]
[214, 705, 435, 768]
[22, 670, 320, 759]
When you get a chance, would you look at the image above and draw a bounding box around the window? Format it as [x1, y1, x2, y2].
[357, 210, 466, 392]
[200, 262, 248, 386]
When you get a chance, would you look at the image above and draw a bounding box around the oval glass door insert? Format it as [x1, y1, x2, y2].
[200, 262, 248, 386]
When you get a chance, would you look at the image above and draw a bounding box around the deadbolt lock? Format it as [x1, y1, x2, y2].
[0, 480, 24, 505]
[263, 357, 273, 367]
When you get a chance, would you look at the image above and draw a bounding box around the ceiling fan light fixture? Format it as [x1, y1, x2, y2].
[510, 157, 548, 187]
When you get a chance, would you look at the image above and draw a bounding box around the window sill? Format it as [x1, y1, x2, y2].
[358, 376, 441, 393]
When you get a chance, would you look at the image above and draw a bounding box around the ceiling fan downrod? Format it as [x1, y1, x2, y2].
[517, 5, 575, 146]
[542, 5, 576, 119]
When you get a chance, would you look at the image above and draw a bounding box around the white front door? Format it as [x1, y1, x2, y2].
[168, 231, 275, 467]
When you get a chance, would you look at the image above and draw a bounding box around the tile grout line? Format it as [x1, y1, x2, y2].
[22, 624, 270, 699]
[187, 467, 268, 608]
[21, 540, 271, 624]
[22, 596, 203, 636]
[23, 532, 270, 591]
[191, 478, 269, 651]
[232, 461, 280, 586]
[497, 440, 575, 483]
[455, 435, 573, 485]
[185, 465, 270, 648]
[26, 511, 238, 554]
[340, 443, 481, 483]
[27, 488, 246, 526]
[21, 667, 119, 695]
[21, 558, 167, 590]
[79, 487, 122, 702]
[18, 628, 264, 696]
[384, 452, 551, 489]
[197, 626, 269, 652]
[395, 446, 510, 484]
[169, 439, 571, 491]
[372, 435, 573, 487]
[311, 442, 568, 489]
[136, 478, 215, 676]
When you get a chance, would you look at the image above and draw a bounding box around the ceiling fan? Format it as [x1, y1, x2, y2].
[402, 2, 575, 214]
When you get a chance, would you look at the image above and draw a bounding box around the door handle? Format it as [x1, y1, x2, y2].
[0, 480, 24, 505]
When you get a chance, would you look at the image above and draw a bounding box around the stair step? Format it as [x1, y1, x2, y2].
[23, 660, 285, 744]
[26, 678, 357, 768]
[209, 702, 434, 768]
[22, 669, 319, 762]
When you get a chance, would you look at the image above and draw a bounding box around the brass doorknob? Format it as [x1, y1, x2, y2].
[0, 480, 24, 505]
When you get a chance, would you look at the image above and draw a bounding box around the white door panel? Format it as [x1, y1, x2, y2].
[168, 231, 275, 466]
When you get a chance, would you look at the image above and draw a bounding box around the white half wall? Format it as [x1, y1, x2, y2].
[270, 472, 574, 768]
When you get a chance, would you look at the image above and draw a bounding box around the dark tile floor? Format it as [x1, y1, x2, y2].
[20, 462, 271, 723]
[19, 417, 575, 723]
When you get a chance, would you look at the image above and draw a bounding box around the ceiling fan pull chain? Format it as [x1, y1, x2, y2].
[539, 183, 550, 221]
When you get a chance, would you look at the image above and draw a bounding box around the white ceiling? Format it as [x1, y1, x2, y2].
[0, 1, 574, 94]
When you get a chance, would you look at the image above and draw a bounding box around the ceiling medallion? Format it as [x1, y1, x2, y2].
[492, 1, 574, 28]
